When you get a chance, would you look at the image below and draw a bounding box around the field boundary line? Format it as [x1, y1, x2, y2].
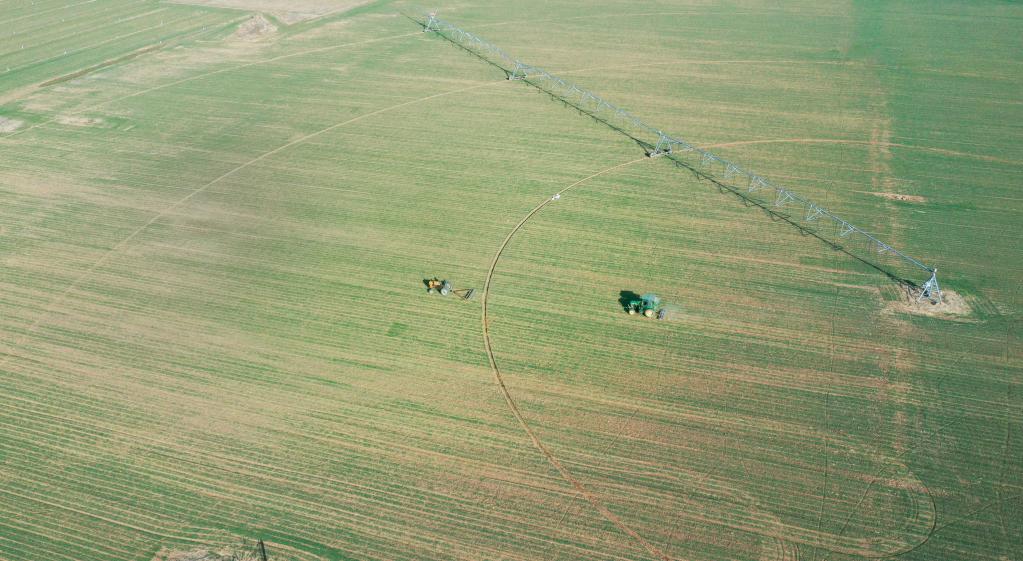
[3, 10, 637, 141]
[480, 157, 675, 561]
[0, 29, 423, 140]
[2, 7, 186, 76]
[812, 392, 830, 561]
[0, 0, 99, 26]
[0, 13, 248, 107]
[701, 138, 1021, 167]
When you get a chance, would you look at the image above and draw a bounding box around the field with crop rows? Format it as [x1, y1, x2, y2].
[1, 1, 1020, 560]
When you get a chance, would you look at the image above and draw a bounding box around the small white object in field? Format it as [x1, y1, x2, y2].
[552, 194, 561, 201]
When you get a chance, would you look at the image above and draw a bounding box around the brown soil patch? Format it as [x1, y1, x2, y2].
[235, 14, 277, 41]
[151, 544, 268, 561]
[0, 117, 23, 133]
[0, 85, 37, 106]
[881, 476, 933, 495]
[1, 172, 90, 198]
[55, 115, 104, 127]
[168, 0, 370, 24]
[870, 192, 926, 203]
[888, 286, 972, 318]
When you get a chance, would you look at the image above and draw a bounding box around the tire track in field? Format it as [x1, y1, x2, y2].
[811, 392, 829, 561]
[0, 79, 505, 377]
[480, 157, 677, 561]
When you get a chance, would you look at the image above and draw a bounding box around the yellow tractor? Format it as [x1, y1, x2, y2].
[425, 278, 451, 295]
[424, 278, 475, 299]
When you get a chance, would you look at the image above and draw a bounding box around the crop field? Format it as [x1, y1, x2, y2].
[1, 1, 1020, 560]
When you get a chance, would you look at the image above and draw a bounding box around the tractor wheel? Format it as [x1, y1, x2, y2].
[427, 288, 434, 294]
[628, 308, 636, 315]
[440, 287, 450, 296]
[644, 309, 654, 318]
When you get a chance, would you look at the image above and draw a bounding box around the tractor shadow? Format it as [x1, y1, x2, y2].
[618, 290, 641, 311]
[664, 155, 914, 289]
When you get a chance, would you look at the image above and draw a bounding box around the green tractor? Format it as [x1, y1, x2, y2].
[626, 293, 663, 319]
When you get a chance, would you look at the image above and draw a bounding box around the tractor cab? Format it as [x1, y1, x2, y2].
[425, 278, 451, 295]
[627, 293, 661, 318]
[423, 277, 475, 300]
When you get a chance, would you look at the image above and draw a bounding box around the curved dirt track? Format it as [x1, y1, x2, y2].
[479, 158, 675, 560]
[477, 152, 941, 560]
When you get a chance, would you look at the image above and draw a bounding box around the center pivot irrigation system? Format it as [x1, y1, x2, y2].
[422, 13, 943, 303]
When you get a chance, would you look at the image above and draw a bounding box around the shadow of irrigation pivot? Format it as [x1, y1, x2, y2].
[528, 82, 654, 154]
[512, 79, 911, 289]
[665, 155, 916, 289]
[407, 14, 516, 79]
[408, 11, 917, 290]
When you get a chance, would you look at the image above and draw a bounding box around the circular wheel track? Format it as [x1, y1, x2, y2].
[479, 158, 675, 560]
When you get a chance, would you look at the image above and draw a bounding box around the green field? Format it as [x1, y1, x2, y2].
[1, 1, 1020, 560]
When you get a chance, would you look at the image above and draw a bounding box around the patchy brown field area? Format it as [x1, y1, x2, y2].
[168, 0, 373, 23]
[870, 192, 926, 203]
[0, 116, 22, 132]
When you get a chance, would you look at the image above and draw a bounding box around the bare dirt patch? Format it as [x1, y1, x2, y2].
[152, 546, 262, 561]
[0, 116, 24, 133]
[1, 172, 91, 198]
[888, 286, 972, 319]
[55, 115, 104, 127]
[235, 14, 277, 41]
[168, 0, 371, 24]
[870, 192, 926, 203]
[152, 539, 316, 561]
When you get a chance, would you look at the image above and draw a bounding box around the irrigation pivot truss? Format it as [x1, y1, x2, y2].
[421, 13, 943, 304]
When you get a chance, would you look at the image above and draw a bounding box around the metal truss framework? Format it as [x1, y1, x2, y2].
[422, 14, 942, 303]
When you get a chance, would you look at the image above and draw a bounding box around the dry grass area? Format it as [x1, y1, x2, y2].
[152, 539, 307, 561]
[888, 287, 972, 318]
[153, 547, 257, 561]
[168, 0, 372, 23]
[53, 115, 104, 127]
[870, 192, 927, 203]
[233, 14, 277, 40]
[0, 116, 23, 132]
